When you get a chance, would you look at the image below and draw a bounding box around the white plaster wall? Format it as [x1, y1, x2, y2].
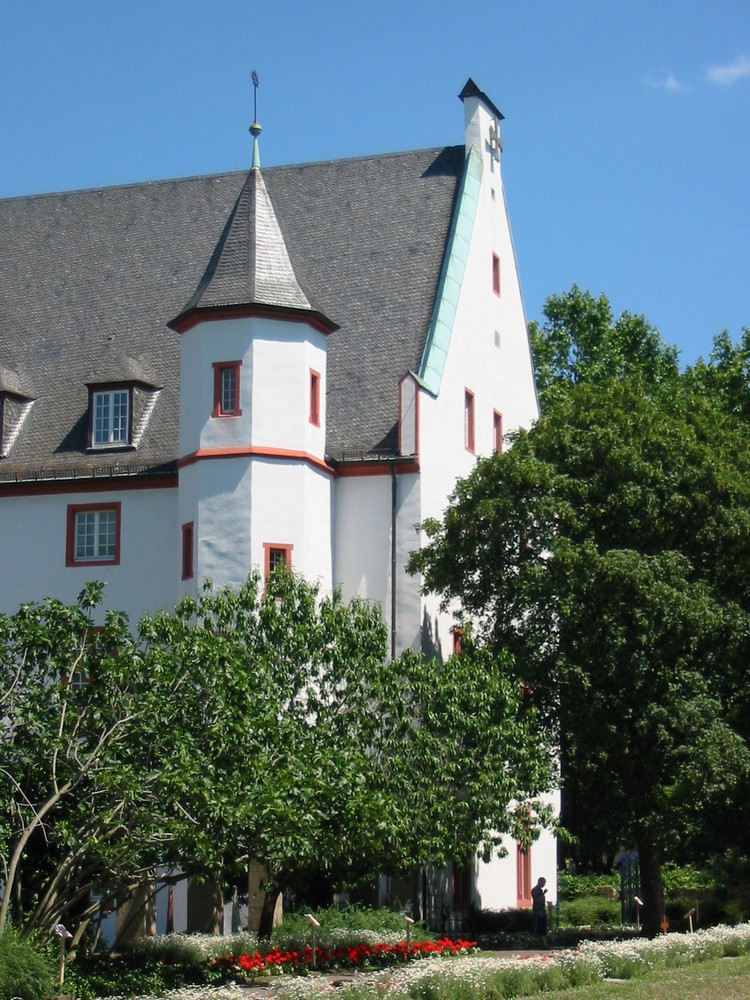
[180, 455, 332, 593]
[252, 324, 327, 457]
[183, 459, 255, 589]
[333, 475, 391, 609]
[179, 318, 254, 455]
[0, 488, 177, 623]
[394, 472, 423, 654]
[179, 316, 327, 459]
[475, 816, 559, 911]
[333, 470, 422, 654]
[249, 458, 332, 590]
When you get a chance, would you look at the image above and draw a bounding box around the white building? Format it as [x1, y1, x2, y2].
[0, 79, 556, 932]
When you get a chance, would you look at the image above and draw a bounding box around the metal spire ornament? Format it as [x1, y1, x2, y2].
[250, 70, 262, 169]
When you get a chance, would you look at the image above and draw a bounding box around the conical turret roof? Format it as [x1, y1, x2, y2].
[170, 165, 335, 332]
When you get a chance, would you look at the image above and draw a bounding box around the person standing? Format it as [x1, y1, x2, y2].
[531, 876, 548, 948]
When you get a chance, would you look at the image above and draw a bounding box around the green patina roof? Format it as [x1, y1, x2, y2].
[418, 146, 483, 395]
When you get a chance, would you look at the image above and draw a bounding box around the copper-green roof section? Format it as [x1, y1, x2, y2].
[418, 146, 483, 396]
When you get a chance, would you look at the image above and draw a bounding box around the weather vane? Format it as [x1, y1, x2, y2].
[250, 70, 262, 168]
[252, 70, 259, 125]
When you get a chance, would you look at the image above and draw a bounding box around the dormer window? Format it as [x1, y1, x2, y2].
[91, 388, 131, 447]
[85, 358, 160, 452]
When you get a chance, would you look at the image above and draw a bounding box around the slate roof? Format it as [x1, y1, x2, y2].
[0, 144, 464, 483]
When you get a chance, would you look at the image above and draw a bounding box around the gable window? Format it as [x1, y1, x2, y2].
[464, 389, 475, 454]
[309, 369, 321, 426]
[264, 543, 293, 580]
[492, 254, 501, 296]
[182, 522, 194, 581]
[212, 361, 242, 417]
[91, 388, 130, 447]
[66, 503, 121, 567]
[493, 410, 503, 454]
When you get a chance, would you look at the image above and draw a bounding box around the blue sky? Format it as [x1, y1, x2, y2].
[2, 0, 748, 365]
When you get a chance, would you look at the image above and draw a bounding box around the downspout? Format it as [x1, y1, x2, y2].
[390, 461, 397, 660]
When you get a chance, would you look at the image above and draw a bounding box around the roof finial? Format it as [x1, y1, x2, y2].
[249, 70, 262, 169]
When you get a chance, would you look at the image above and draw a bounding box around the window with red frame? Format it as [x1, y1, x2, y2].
[451, 626, 464, 656]
[492, 254, 500, 296]
[309, 369, 321, 426]
[493, 410, 503, 453]
[516, 843, 532, 907]
[212, 361, 242, 417]
[264, 543, 292, 580]
[66, 503, 121, 566]
[464, 390, 475, 454]
[181, 522, 194, 581]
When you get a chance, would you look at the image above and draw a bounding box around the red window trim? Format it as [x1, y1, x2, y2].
[516, 842, 532, 908]
[493, 410, 503, 454]
[464, 389, 475, 454]
[309, 369, 321, 427]
[66, 502, 122, 567]
[87, 383, 134, 449]
[181, 521, 194, 581]
[212, 361, 242, 418]
[451, 625, 464, 657]
[492, 253, 501, 297]
[263, 543, 293, 580]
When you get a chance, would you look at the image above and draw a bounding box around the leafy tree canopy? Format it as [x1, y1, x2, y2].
[411, 289, 750, 936]
[529, 285, 680, 410]
[1, 571, 553, 942]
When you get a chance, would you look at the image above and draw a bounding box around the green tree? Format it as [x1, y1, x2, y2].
[0, 584, 162, 942]
[2, 571, 552, 943]
[411, 317, 750, 936]
[141, 569, 554, 937]
[685, 327, 750, 423]
[529, 285, 679, 410]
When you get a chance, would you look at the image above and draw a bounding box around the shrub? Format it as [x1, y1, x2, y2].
[559, 895, 621, 926]
[662, 863, 715, 893]
[279, 904, 427, 937]
[557, 871, 619, 899]
[0, 926, 57, 1000]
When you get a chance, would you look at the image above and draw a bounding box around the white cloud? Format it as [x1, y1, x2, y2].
[706, 54, 750, 84]
[643, 71, 687, 92]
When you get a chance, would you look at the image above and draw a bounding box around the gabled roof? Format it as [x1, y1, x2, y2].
[0, 144, 464, 482]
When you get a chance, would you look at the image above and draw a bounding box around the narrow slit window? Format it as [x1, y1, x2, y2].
[493, 410, 503, 454]
[492, 253, 501, 297]
[182, 522, 194, 581]
[464, 390, 475, 454]
[309, 369, 321, 426]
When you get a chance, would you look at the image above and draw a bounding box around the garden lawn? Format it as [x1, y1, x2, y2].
[528, 954, 750, 1000]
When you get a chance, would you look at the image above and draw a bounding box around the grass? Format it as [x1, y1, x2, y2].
[533, 954, 750, 1000]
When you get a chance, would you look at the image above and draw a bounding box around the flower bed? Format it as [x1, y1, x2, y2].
[268, 923, 750, 1000]
[207, 937, 478, 977]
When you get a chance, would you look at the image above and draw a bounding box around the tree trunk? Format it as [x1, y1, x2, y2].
[257, 884, 282, 940]
[638, 840, 666, 937]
